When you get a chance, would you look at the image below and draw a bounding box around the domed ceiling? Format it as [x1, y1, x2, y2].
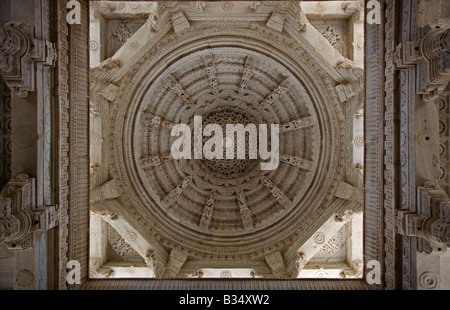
[89, 1, 364, 278]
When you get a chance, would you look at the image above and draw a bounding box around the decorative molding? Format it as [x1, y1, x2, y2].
[15, 269, 34, 288]
[397, 0, 419, 290]
[384, 0, 397, 290]
[59, 0, 90, 290]
[0, 78, 11, 188]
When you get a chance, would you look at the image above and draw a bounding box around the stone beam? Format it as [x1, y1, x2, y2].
[90, 199, 168, 277]
[93, 261, 156, 278]
[168, 74, 195, 106]
[140, 110, 176, 130]
[260, 78, 291, 108]
[203, 54, 219, 94]
[140, 153, 173, 169]
[288, 208, 354, 278]
[239, 56, 254, 95]
[335, 181, 364, 206]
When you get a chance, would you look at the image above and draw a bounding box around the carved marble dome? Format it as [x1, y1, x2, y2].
[86, 1, 369, 279]
[104, 22, 346, 260]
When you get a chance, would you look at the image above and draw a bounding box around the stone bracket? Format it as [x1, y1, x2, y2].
[265, 251, 288, 278]
[163, 249, 188, 278]
[0, 174, 59, 251]
[170, 8, 190, 34]
[0, 23, 57, 98]
[335, 181, 363, 206]
[99, 83, 120, 102]
[334, 66, 363, 103]
[396, 182, 450, 254]
[395, 26, 450, 102]
[32, 205, 59, 232]
[90, 179, 121, 204]
[265, 2, 307, 33]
